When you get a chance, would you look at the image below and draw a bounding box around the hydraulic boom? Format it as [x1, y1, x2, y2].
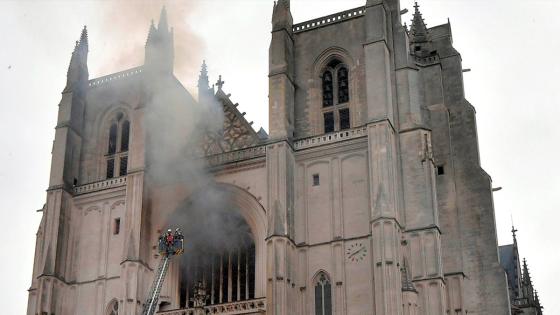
[141, 229, 184, 315]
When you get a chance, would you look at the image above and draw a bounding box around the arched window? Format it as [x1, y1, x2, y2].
[337, 67, 349, 104]
[105, 113, 130, 179]
[108, 123, 118, 155]
[107, 300, 119, 315]
[178, 211, 256, 308]
[314, 272, 332, 315]
[322, 71, 333, 107]
[120, 120, 130, 151]
[321, 59, 351, 134]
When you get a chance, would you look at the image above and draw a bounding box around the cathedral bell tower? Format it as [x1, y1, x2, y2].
[145, 7, 174, 74]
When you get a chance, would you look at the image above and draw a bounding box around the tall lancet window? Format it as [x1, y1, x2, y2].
[105, 112, 130, 179]
[322, 59, 351, 134]
[314, 272, 332, 315]
[337, 67, 349, 104]
[322, 71, 333, 107]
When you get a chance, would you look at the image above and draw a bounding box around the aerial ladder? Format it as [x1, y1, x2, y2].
[141, 229, 184, 315]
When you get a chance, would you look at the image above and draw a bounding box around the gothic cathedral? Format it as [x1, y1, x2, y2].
[27, 1, 535, 315]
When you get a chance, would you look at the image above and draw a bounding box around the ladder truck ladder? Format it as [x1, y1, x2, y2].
[141, 228, 184, 315]
[141, 255, 170, 315]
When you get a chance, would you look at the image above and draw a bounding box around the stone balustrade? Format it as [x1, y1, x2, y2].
[88, 66, 144, 88]
[294, 126, 368, 150]
[293, 6, 366, 33]
[73, 177, 127, 195]
[206, 145, 267, 167]
[157, 297, 266, 315]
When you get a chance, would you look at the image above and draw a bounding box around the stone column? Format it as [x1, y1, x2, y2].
[266, 141, 297, 315]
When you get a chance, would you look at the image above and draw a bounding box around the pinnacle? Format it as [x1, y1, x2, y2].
[276, 0, 290, 9]
[158, 6, 169, 31]
[74, 26, 88, 53]
[80, 25, 88, 42]
[410, 1, 429, 43]
[198, 60, 209, 89]
[201, 60, 208, 75]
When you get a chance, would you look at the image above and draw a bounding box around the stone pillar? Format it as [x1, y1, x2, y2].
[368, 122, 403, 315]
[266, 141, 296, 315]
[268, 0, 294, 141]
[402, 289, 419, 315]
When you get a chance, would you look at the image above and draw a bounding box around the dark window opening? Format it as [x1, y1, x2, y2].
[119, 156, 128, 177]
[114, 218, 121, 235]
[337, 67, 349, 104]
[327, 59, 342, 68]
[108, 300, 119, 315]
[312, 174, 320, 186]
[315, 273, 332, 315]
[232, 251, 239, 301]
[180, 214, 256, 308]
[106, 159, 115, 179]
[322, 71, 333, 107]
[324, 112, 334, 133]
[239, 250, 247, 301]
[437, 165, 445, 176]
[248, 244, 255, 299]
[121, 120, 130, 152]
[108, 123, 118, 154]
[339, 108, 350, 130]
[221, 253, 229, 302]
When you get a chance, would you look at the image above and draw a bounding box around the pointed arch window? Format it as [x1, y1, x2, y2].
[337, 67, 349, 104]
[107, 300, 119, 315]
[321, 59, 351, 134]
[322, 71, 333, 107]
[105, 113, 130, 179]
[314, 272, 332, 315]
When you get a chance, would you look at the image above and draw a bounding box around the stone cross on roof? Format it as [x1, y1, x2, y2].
[216, 75, 225, 91]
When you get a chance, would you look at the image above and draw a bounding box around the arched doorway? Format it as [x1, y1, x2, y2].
[165, 183, 266, 308]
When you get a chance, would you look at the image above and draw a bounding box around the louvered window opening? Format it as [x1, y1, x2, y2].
[321, 60, 350, 134]
[105, 114, 130, 179]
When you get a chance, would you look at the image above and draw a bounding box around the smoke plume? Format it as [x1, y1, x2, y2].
[95, 0, 204, 90]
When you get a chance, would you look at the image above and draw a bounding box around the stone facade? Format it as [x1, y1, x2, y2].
[28, 1, 515, 314]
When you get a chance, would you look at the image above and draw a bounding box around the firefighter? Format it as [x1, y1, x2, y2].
[165, 229, 174, 246]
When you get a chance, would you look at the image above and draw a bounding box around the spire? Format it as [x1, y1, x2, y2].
[272, 0, 293, 32]
[534, 291, 543, 315]
[198, 60, 213, 104]
[144, 7, 174, 74]
[276, 0, 290, 9]
[79, 25, 88, 52]
[410, 2, 430, 44]
[158, 6, 169, 31]
[198, 60, 209, 88]
[147, 20, 156, 44]
[521, 258, 535, 305]
[64, 26, 89, 92]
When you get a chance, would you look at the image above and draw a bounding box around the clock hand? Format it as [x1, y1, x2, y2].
[349, 247, 363, 258]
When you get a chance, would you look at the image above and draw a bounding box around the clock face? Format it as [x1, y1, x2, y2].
[346, 242, 367, 262]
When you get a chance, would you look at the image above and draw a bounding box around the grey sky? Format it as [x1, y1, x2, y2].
[0, 0, 558, 314]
